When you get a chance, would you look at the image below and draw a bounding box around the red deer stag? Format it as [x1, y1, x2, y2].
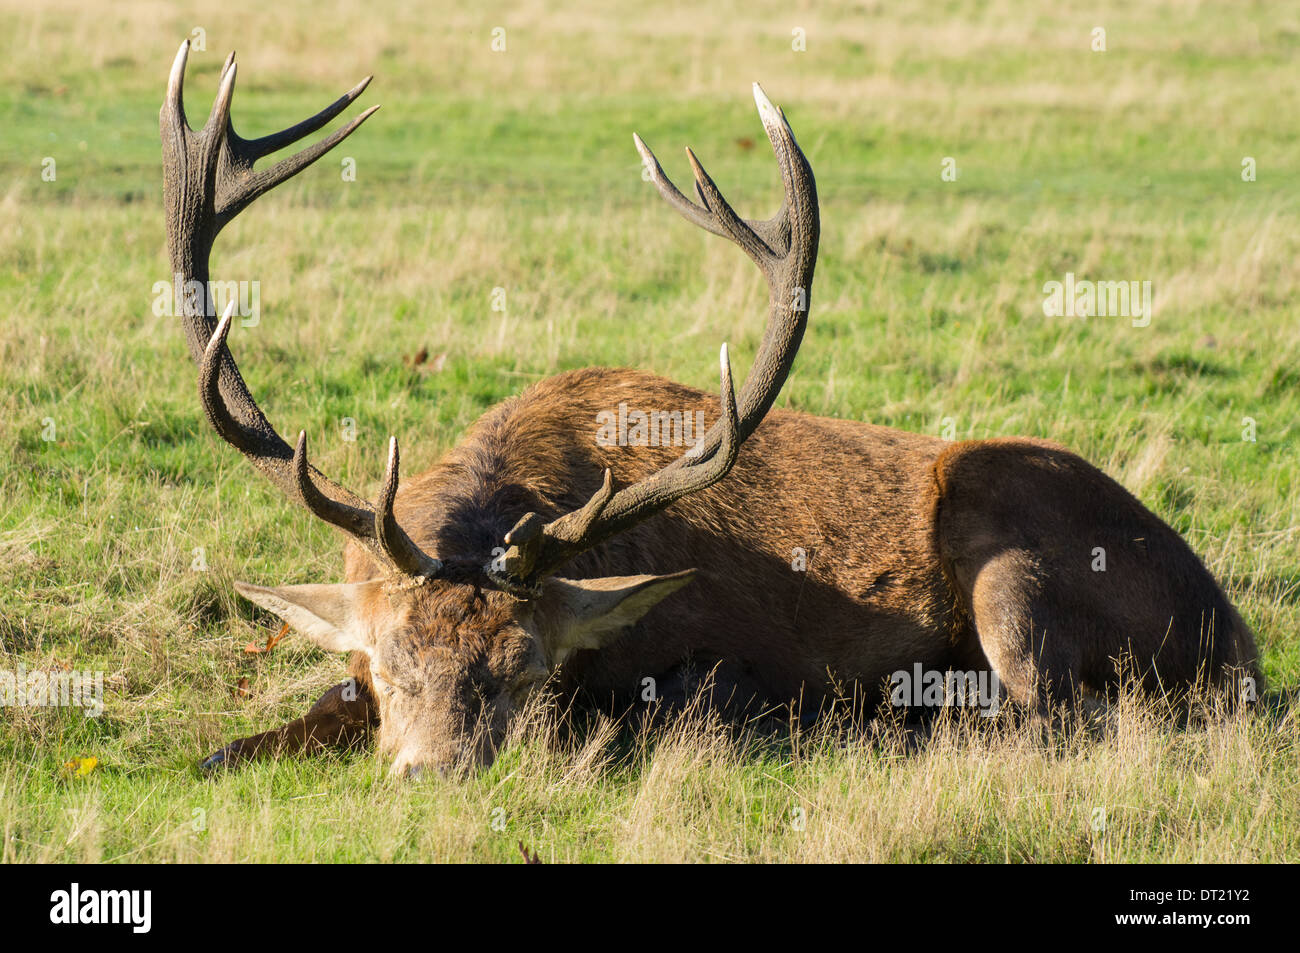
[161, 41, 1261, 778]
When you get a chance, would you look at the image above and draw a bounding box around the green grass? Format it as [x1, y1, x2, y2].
[1, 0, 1298, 862]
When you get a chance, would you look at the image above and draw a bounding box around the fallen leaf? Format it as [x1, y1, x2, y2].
[245, 622, 290, 654]
[62, 756, 98, 778]
[518, 841, 542, 864]
[234, 677, 251, 699]
[405, 349, 447, 374]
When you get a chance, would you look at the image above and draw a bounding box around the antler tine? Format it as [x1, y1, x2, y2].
[164, 40, 191, 131]
[198, 303, 276, 462]
[682, 148, 772, 265]
[492, 86, 817, 592]
[204, 61, 238, 165]
[291, 429, 439, 577]
[198, 303, 364, 531]
[241, 76, 374, 160]
[291, 430, 370, 537]
[494, 344, 739, 588]
[633, 133, 730, 241]
[739, 84, 817, 249]
[557, 344, 739, 539]
[375, 437, 443, 578]
[232, 104, 380, 215]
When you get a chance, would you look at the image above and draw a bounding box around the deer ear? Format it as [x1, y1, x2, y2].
[539, 570, 696, 666]
[233, 581, 373, 655]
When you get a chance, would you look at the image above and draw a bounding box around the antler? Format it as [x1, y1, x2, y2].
[492, 84, 819, 591]
[162, 40, 441, 579]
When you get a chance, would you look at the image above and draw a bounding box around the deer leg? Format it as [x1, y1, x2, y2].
[201, 672, 377, 772]
[955, 549, 1086, 716]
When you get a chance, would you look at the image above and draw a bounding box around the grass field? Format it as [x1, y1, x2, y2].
[1, 0, 1298, 862]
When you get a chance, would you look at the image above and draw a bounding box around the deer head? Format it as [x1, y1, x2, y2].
[162, 41, 818, 776]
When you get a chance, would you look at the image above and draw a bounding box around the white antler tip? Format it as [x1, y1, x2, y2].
[204, 300, 237, 353]
[168, 40, 190, 87]
[632, 132, 652, 163]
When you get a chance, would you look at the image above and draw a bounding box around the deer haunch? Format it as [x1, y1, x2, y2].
[160, 43, 1259, 779]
